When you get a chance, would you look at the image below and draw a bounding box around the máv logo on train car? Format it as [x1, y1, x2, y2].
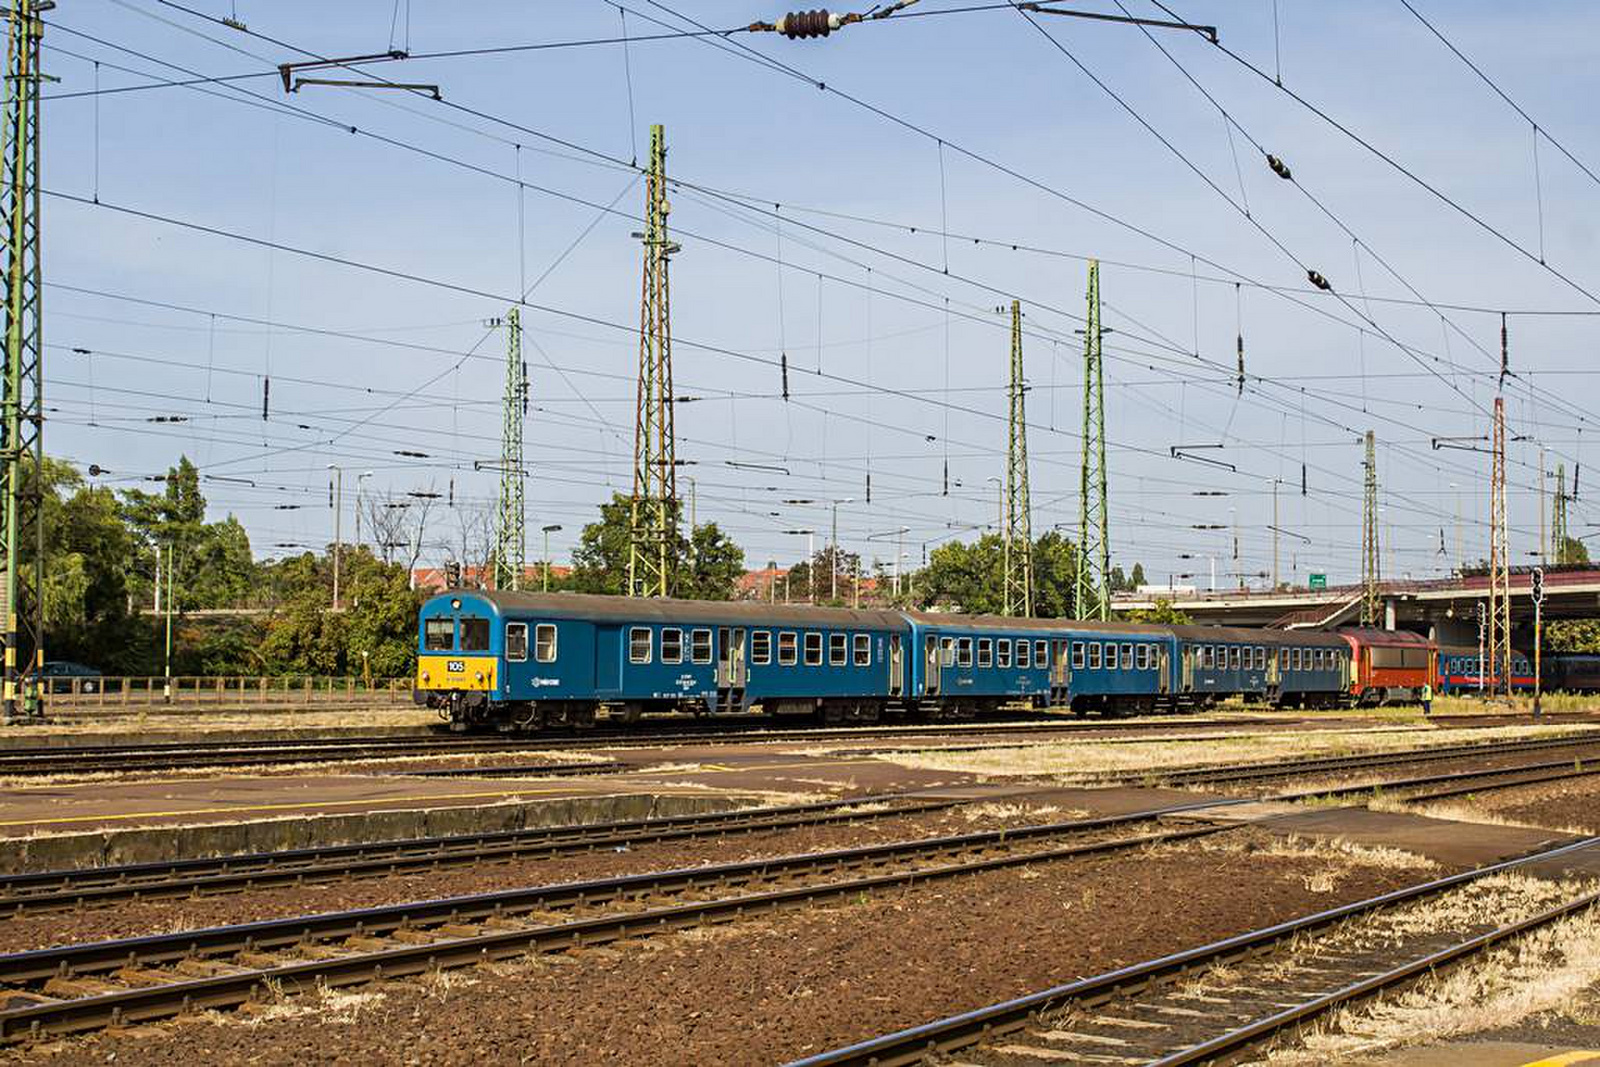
[447, 660, 465, 672]
[530, 678, 560, 688]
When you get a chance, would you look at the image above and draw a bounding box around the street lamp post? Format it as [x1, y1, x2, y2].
[867, 526, 910, 598]
[829, 498, 853, 602]
[783, 529, 816, 603]
[541, 524, 562, 591]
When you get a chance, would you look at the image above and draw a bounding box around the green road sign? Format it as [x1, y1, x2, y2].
[1308, 573, 1327, 590]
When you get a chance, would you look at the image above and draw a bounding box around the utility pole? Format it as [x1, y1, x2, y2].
[628, 124, 679, 598]
[1532, 565, 1545, 718]
[162, 543, 173, 704]
[493, 307, 528, 590]
[328, 465, 342, 609]
[1488, 395, 1512, 696]
[1003, 299, 1033, 617]
[1075, 260, 1110, 620]
[0, 0, 45, 724]
[1361, 430, 1380, 626]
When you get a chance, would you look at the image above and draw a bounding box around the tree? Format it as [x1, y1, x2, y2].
[568, 493, 745, 600]
[1555, 536, 1591, 567]
[913, 530, 1079, 617]
[121, 456, 256, 610]
[1130, 562, 1147, 589]
[1123, 598, 1194, 624]
[784, 545, 862, 605]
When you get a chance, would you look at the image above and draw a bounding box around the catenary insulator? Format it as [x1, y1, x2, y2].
[1266, 154, 1292, 180]
[777, 10, 842, 38]
[1307, 269, 1331, 291]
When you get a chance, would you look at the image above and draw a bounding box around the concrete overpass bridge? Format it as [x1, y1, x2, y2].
[1113, 568, 1600, 645]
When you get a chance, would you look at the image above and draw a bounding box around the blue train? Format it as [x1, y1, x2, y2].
[414, 591, 1355, 732]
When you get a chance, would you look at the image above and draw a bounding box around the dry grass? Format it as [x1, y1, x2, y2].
[959, 802, 1071, 822]
[10, 706, 436, 736]
[1185, 831, 1440, 873]
[1265, 879, 1600, 1064]
[875, 724, 1600, 782]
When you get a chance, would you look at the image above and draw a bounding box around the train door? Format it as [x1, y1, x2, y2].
[594, 625, 623, 696]
[717, 628, 747, 688]
[888, 635, 904, 697]
[1181, 646, 1195, 691]
[1267, 648, 1280, 688]
[1051, 639, 1069, 706]
[1158, 646, 1171, 695]
[923, 635, 941, 696]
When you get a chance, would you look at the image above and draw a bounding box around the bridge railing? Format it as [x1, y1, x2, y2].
[42, 676, 416, 708]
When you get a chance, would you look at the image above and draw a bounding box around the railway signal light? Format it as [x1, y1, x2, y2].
[1531, 567, 1545, 604]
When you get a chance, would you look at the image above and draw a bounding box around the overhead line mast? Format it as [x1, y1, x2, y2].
[0, 0, 44, 724]
[1360, 430, 1380, 627]
[1075, 260, 1109, 620]
[1488, 395, 1512, 695]
[629, 124, 679, 598]
[492, 307, 527, 591]
[1003, 299, 1032, 617]
[1551, 462, 1569, 564]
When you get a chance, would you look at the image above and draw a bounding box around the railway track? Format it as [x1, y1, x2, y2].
[789, 835, 1600, 1066]
[0, 793, 966, 916]
[0, 717, 1278, 777]
[0, 809, 1234, 1041]
[1136, 731, 1600, 789]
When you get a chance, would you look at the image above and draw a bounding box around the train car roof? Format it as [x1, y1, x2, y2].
[1336, 628, 1431, 647]
[423, 589, 909, 629]
[1167, 624, 1348, 646]
[900, 612, 1173, 636]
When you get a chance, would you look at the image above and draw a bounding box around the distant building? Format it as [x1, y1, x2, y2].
[411, 564, 570, 593]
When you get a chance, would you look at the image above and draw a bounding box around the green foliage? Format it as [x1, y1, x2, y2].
[1555, 536, 1591, 566]
[784, 545, 862, 606]
[1547, 618, 1600, 654]
[568, 493, 745, 600]
[914, 530, 1080, 617]
[121, 456, 257, 610]
[1123, 597, 1194, 624]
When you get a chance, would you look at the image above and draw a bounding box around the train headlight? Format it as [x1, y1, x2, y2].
[475, 671, 485, 683]
[421, 671, 430, 682]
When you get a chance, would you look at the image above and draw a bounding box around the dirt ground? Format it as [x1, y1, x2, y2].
[1, 830, 1440, 1066]
[1410, 776, 1600, 835]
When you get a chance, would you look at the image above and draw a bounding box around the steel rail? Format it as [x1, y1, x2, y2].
[1144, 732, 1600, 787]
[786, 834, 1600, 1066]
[1392, 762, 1600, 805]
[0, 717, 1265, 775]
[0, 821, 1232, 1039]
[0, 795, 964, 916]
[1150, 888, 1600, 1065]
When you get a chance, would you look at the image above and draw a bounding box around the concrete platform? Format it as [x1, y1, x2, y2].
[1350, 1042, 1600, 1066]
[0, 773, 759, 872]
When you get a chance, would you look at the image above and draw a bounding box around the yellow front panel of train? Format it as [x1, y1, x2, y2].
[417, 655, 497, 691]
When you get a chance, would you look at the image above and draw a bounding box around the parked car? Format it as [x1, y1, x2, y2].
[39, 661, 103, 694]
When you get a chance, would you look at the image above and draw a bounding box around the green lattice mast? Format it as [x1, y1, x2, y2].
[1552, 462, 1569, 564]
[492, 307, 527, 590]
[1003, 299, 1033, 616]
[1075, 260, 1110, 620]
[1, 0, 43, 723]
[628, 124, 678, 598]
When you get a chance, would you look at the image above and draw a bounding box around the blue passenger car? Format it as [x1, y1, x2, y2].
[415, 590, 910, 730]
[901, 612, 1065, 715]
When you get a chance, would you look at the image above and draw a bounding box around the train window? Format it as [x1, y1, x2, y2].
[854, 634, 871, 666]
[1032, 640, 1045, 668]
[691, 629, 713, 664]
[998, 639, 1012, 668]
[977, 639, 993, 668]
[805, 633, 824, 666]
[941, 638, 955, 667]
[424, 617, 454, 651]
[1204, 645, 1216, 670]
[1254, 647, 1265, 671]
[751, 631, 772, 665]
[778, 632, 798, 666]
[1229, 646, 1241, 671]
[629, 627, 652, 664]
[1279, 648, 1289, 670]
[1316, 649, 1326, 671]
[505, 623, 529, 663]
[661, 628, 684, 664]
[460, 617, 490, 652]
[956, 638, 973, 668]
[535, 624, 557, 663]
[830, 632, 848, 666]
[1070, 642, 1083, 670]
[1135, 645, 1148, 671]
[1087, 643, 1102, 670]
[1120, 644, 1133, 671]
[1295, 649, 1305, 671]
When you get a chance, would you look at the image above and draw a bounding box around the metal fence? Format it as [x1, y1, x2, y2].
[43, 676, 415, 708]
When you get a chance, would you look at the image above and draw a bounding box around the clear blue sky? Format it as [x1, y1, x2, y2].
[41, 0, 1600, 588]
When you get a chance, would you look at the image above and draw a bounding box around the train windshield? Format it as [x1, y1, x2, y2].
[460, 617, 491, 651]
[424, 617, 454, 651]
